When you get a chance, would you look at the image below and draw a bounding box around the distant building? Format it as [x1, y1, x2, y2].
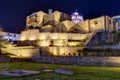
[71, 9, 84, 23]
[112, 15, 120, 30]
[0, 30, 20, 41]
[3, 32, 20, 41]
[48, 9, 53, 14]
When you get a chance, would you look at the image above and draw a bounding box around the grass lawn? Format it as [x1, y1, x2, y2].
[0, 62, 120, 80]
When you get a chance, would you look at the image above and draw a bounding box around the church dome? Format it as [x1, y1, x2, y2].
[71, 9, 84, 23]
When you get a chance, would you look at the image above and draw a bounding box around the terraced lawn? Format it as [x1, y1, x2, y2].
[0, 62, 120, 80]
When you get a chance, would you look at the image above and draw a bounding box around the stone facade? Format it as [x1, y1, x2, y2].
[32, 56, 120, 67]
[21, 30, 93, 46]
[19, 10, 118, 56]
[2, 46, 39, 58]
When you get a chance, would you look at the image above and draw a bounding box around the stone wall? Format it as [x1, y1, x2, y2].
[78, 16, 118, 33]
[21, 31, 93, 41]
[32, 56, 120, 67]
[89, 16, 105, 32]
[2, 46, 39, 58]
[1, 45, 84, 58]
[20, 31, 93, 47]
[0, 56, 10, 62]
[47, 47, 83, 56]
[26, 11, 70, 28]
[78, 20, 90, 32]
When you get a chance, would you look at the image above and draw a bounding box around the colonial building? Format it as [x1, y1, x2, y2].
[71, 9, 84, 23]
[112, 15, 120, 30]
[0, 29, 20, 41]
[20, 10, 118, 56]
[85, 16, 118, 46]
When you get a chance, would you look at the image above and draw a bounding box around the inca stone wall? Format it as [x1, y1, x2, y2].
[32, 56, 120, 67]
[21, 31, 92, 41]
[2, 46, 39, 58]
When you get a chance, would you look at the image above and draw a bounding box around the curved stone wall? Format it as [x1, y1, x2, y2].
[20, 30, 93, 41]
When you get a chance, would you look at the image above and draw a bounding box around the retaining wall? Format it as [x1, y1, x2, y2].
[32, 56, 120, 67]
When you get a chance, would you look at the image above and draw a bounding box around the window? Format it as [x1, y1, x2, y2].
[94, 21, 98, 25]
[109, 20, 112, 24]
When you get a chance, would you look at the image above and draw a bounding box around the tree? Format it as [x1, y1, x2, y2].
[115, 31, 120, 43]
[77, 49, 82, 56]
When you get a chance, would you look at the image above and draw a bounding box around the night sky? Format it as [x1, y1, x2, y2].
[0, 0, 120, 33]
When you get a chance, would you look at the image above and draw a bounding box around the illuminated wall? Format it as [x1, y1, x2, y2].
[26, 11, 46, 28]
[2, 46, 39, 58]
[21, 31, 92, 41]
[26, 10, 70, 29]
[78, 16, 118, 33]
[47, 47, 83, 56]
[19, 10, 118, 57]
[89, 16, 105, 32]
[78, 20, 90, 32]
[20, 30, 93, 47]
[20, 29, 39, 41]
[21, 11, 118, 48]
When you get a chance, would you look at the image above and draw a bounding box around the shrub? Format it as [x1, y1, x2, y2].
[105, 48, 112, 53]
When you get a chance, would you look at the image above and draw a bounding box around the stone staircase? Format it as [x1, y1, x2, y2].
[84, 32, 97, 46]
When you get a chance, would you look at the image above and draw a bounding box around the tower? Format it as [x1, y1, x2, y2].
[71, 9, 84, 23]
[48, 9, 53, 14]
